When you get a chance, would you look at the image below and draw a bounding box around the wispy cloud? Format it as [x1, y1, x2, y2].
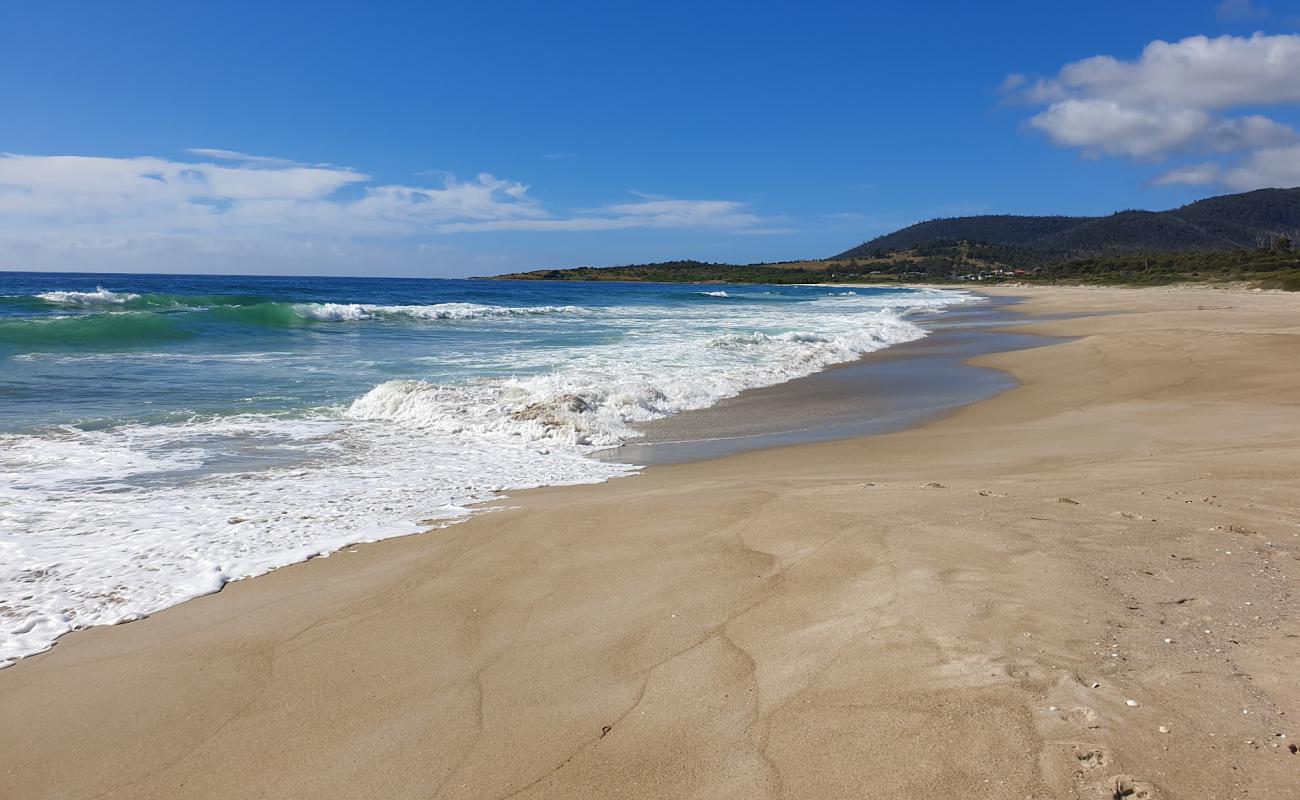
[1005, 33, 1300, 189]
[1216, 0, 1271, 21]
[434, 198, 765, 233]
[0, 151, 780, 270]
[185, 148, 321, 168]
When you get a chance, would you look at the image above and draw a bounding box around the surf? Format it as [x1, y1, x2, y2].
[0, 273, 971, 668]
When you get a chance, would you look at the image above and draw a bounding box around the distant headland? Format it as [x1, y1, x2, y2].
[481, 187, 1300, 289]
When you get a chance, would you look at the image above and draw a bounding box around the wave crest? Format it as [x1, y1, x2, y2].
[35, 287, 141, 305]
[294, 302, 586, 322]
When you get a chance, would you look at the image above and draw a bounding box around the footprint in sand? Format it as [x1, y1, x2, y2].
[1075, 747, 1107, 769]
[1110, 774, 1157, 799]
[1068, 749, 1158, 799]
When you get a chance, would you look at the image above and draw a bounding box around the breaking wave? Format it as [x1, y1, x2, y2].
[291, 302, 585, 322]
[3, 294, 588, 350]
[35, 287, 142, 305]
[345, 309, 927, 447]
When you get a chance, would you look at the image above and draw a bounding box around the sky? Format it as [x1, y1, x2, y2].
[2, 0, 1300, 277]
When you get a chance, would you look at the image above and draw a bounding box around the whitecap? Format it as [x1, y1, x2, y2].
[291, 302, 586, 322]
[35, 287, 140, 305]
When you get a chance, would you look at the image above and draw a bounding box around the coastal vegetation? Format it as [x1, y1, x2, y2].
[485, 245, 1300, 289]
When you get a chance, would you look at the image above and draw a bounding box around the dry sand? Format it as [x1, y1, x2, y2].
[3, 285, 1299, 799]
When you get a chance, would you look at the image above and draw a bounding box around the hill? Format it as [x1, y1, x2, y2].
[483, 188, 1300, 289]
[482, 247, 1300, 289]
[834, 188, 1300, 260]
[480, 260, 835, 284]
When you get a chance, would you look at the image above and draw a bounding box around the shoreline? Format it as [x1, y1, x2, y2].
[3, 284, 1299, 798]
[0, 283, 973, 669]
[600, 292, 1055, 464]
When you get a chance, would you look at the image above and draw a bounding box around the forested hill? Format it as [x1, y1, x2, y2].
[834, 188, 1300, 260]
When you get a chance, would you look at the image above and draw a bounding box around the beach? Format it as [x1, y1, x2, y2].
[3, 284, 1298, 798]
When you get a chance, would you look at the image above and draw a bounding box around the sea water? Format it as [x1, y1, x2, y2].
[0, 272, 969, 666]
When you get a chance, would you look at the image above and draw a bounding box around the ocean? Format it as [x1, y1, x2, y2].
[0, 272, 969, 666]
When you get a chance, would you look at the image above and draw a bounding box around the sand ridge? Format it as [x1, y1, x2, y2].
[2, 285, 1298, 799]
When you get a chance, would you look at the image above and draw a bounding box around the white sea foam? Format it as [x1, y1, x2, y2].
[0, 418, 630, 668]
[35, 287, 141, 305]
[0, 288, 970, 667]
[697, 290, 730, 298]
[292, 302, 585, 322]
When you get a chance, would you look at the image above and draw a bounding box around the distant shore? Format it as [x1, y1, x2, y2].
[3, 285, 1298, 799]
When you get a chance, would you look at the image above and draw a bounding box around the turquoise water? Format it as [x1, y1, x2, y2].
[0, 271, 968, 666]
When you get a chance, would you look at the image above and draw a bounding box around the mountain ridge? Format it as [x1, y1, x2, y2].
[833, 188, 1300, 260]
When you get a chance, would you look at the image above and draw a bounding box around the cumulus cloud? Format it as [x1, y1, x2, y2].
[1008, 33, 1300, 189]
[1014, 33, 1300, 111]
[0, 151, 772, 271]
[1027, 100, 1211, 158]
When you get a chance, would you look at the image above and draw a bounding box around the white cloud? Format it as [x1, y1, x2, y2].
[1203, 114, 1298, 152]
[0, 153, 369, 218]
[1017, 34, 1300, 111]
[1153, 144, 1300, 190]
[1028, 100, 1211, 158]
[0, 151, 774, 271]
[1028, 102, 1296, 159]
[1009, 33, 1300, 188]
[349, 174, 545, 225]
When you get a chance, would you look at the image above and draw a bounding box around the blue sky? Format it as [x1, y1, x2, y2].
[2, 0, 1299, 276]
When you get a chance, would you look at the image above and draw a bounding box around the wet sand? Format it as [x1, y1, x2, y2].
[600, 295, 1058, 464]
[2, 284, 1299, 799]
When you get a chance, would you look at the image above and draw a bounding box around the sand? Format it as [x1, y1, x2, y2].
[3, 285, 1299, 799]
